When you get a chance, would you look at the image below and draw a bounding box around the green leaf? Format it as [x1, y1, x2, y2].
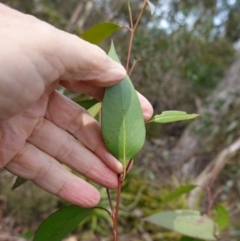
[144, 210, 217, 240]
[75, 98, 99, 110]
[147, 0, 155, 15]
[81, 22, 121, 45]
[148, 111, 199, 124]
[33, 205, 92, 241]
[12, 176, 27, 190]
[160, 185, 196, 205]
[214, 204, 229, 230]
[22, 230, 34, 239]
[87, 102, 102, 117]
[180, 237, 202, 241]
[102, 42, 146, 176]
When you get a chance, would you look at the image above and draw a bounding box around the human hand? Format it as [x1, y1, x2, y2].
[0, 4, 153, 207]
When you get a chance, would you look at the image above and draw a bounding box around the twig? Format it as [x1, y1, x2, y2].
[106, 188, 115, 214]
[112, 174, 124, 241]
[126, 185, 145, 211]
[65, 1, 85, 32]
[95, 206, 112, 217]
[106, 188, 117, 240]
[129, 58, 142, 76]
[115, 174, 124, 222]
[109, 2, 149, 240]
[126, 0, 148, 72]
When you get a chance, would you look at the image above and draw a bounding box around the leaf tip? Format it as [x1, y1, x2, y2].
[147, 0, 155, 15]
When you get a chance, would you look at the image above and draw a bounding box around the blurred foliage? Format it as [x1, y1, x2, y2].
[0, 168, 198, 240]
[1, 0, 238, 114]
[1, 0, 240, 240]
[0, 172, 58, 227]
[129, 27, 234, 113]
[78, 167, 200, 240]
[194, 96, 240, 153]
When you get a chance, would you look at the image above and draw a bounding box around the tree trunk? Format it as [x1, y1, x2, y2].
[169, 56, 240, 177]
[65, 1, 86, 32]
[188, 138, 240, 208]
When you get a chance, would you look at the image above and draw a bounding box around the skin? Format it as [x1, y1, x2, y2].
[0, 4, 153, 207]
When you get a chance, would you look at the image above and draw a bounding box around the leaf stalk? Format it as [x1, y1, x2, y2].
[107, 1, 149, 240]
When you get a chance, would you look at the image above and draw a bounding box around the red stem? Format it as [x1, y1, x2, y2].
[125, 1, 148, 72]
[109, 1, 148, 240]
[106, 174, 123, 241]
[115, 174, 124, 221]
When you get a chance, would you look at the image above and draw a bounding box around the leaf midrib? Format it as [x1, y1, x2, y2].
[121, 82, 126, 167]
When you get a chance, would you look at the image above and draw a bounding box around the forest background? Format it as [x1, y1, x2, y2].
[1, 0, 240, 240]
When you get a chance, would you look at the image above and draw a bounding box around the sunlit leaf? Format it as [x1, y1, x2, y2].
[214, 204, 229, 230]
[160, 185, 196, 205]
[81, 22, 121, 45]
[75, 98, 98, 110]
[180, 236, 202, 241]
[33, 205, 92, 241]
[147, 0, 155, 15]
[148, 111, 199, 123]
[87, 102, 102, 117]
[144, 210, 217, 240]
[12, 176, 27, 190]
[102, 42, 146, 177]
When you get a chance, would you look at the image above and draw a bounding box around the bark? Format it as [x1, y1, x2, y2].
[76, 1, 93, 29]
[65, 0, 93, 33]
[188, 138, 240, 208]
[65, 1, 86, 32]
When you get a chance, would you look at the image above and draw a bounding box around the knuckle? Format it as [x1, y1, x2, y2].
[0, 127, 25, 168]
[32, 158, 51, 183]
[56, 135, 75, 160]
[67, 108, 88, 134]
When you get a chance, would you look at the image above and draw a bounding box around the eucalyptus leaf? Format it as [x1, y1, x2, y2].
[144, 210, 217, 240]
[147, 0, 155, 15]
[33, 205, 92, 241]
[12, 176, 27, 190]
[180, 237, 202, 241]
[75, 98, 98, 110]
[160, 185, 196, 205]
[81, 22, 121, 45]
[102, 42, 146, 176]
[214, 204, 229, 230]
[148, 111, 199, 124]
[87, 102, 102, 117]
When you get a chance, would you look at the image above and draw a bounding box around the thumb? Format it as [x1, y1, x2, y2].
[55, 32, 126, 87]
[51, 31, 126, 86]
[1, 3, 126, 87]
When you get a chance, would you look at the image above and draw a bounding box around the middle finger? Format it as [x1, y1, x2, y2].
[45, 90, 123, 174]
[27, 117, 119, 189]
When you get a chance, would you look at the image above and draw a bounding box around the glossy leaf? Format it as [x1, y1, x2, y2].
[147, 0, 155, 15]
[160, 185, 196, 205]
[144, 210, 217, 240]
[148, 111, 199, 124]
[214, 204, 229, 230]
[33, 205, 92, 241]
[12, 176, 27, 190]
[102, 42, 146, 176]
[81, 22, 121, 45]
[75, 98, 98, 110]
